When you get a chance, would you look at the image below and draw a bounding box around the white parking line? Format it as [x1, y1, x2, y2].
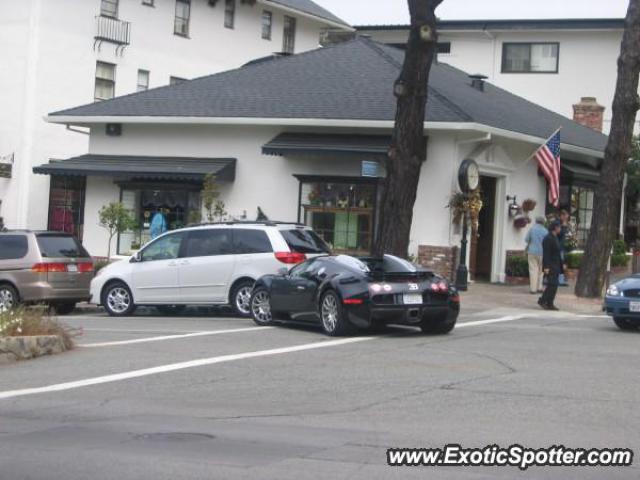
[79, 327, 274, 348]
[0, 314, 545, 401]
[0, 337, 373, 401]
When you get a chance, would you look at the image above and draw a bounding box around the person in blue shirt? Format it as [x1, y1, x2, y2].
[525, 217, 548, 294]
[150, 209, 168, 239]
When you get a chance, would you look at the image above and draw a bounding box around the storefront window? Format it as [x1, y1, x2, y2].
[118, 186, 201, 255]
[571, 187, 594, 248]
[299, 180, 376, 255]
[47, 176, 86, 241]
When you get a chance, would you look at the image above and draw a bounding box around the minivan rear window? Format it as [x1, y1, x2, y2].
[0, 235, 29, 260]
[36, 235, 90, 258]
[234, 229, 272, 254]
[281, 229, 331, 254]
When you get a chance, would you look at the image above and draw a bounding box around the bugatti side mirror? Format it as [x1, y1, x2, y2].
[278, 267, 288, 276]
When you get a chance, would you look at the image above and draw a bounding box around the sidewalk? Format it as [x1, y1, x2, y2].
[460, 281, 604, 316]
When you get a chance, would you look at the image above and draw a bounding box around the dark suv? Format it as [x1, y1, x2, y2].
[0, 231, 94, 314]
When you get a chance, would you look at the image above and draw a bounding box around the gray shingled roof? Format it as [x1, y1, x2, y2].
[266, 0, 349, 26]
[50, 37, 607, 153]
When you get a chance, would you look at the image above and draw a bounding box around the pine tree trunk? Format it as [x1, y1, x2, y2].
[576, 0, 640, 297]
[373, 0, 443, 257]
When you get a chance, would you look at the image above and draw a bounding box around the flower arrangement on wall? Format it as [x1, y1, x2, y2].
[512, 198, 537, 229]
[448, 190, 484, 233]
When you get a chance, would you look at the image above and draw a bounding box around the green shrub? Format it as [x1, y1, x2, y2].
[565, 252, 583, 270]
[506, 255, 529, 278]
[612, 239, 627, 256]
[0, 307, 78, 350]
[611, 253, 629, 268]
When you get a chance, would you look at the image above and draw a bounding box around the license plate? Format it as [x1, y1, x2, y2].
[403, 293, 423, 305]
[67, 264, 78, 272]
[630, 302, 640, 312]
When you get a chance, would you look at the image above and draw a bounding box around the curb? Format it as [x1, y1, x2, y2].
[0, 335, 69, 363]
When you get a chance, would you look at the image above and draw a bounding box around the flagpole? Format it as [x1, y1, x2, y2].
[523, 127, 562, 165]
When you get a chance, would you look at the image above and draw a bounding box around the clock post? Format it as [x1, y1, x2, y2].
[455, 159, 479, 291]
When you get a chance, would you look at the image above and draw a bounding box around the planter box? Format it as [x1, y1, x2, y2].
[505, 276, 529, 286]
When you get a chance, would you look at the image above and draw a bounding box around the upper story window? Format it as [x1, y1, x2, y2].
[100, 0, 119, 18]
[261, 10, 272, 40]
[95, 61, 116, 101]
[283, 15, 296, 54]
[137, 69, 150, 92]
[170, 76, 187, 85]
[225, 0, 235, 29]
[142, 0, 154, 6]
[502, 42, 559, 73]
[437, 42, 451, 54]
[174, 0, 191, 37]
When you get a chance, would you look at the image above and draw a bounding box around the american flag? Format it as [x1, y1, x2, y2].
[534, 130, 561, 207]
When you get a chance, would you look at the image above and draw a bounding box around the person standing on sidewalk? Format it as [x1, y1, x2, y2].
[557, 209, 572, 286]
[539, 220, 564, 311]
[525, 217, 548, 294]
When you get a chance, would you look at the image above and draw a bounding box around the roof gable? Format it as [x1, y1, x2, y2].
[50, 38, 607, 153]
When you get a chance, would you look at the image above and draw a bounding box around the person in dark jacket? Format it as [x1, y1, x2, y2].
[539, 220, 564, 311]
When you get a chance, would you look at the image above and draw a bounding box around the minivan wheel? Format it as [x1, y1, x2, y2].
[102, 282, 136, 317]
[0, 284, 18, 313]
[53, 303, 76, 315]
[231, 280, 255, 318]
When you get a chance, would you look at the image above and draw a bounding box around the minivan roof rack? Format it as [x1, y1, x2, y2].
[186, 220, 307, 228]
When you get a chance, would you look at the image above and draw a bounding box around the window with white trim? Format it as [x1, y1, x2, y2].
[283, 15, 296, 54]
[174, 0, 191, 36]
[137, 69, 149, 92]
[100, 0, 118, 18]
[94, 61, 116, 101]
[225, 0, 235, 29]
[502, 43, 559, 73]
[261, 10, 272, 40]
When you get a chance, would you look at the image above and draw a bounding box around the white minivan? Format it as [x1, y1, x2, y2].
[90, 222, 330, 317]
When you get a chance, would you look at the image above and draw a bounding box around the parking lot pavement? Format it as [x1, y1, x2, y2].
[0, 308, 638, 480]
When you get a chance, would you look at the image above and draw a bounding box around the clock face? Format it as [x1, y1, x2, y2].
[467, 162, 480, 191]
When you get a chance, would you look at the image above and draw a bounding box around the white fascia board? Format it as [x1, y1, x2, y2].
[257, 0, 354, 31]
[45, 116, 604, 159]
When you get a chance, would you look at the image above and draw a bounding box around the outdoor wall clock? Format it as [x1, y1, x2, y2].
[458, 158, 480, 193]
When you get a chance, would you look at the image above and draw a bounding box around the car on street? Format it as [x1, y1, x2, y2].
[249, 254, 460, 336]
[0, 231, 94, 314]
[91, 222, 330, 317]
[604, 275, 640, 330]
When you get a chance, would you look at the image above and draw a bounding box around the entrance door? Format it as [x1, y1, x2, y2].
[471, 176, 496, 281]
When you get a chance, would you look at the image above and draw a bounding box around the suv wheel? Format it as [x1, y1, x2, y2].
[54, 303, 76, 315]
[320, 290, 352, 336]
[231, 280, 255, 318]
[102, 282, 136, 317]
[0, 284, 18, 313]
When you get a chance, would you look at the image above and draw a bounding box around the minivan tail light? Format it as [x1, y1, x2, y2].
[32, 263, 67, 273]
[78, 262, 95, 273]
[274, 252, 306, 264]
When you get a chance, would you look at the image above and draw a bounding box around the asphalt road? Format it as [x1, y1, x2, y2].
[0, 306, 638, 479]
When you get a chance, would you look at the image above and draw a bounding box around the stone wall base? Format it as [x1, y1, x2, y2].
[418, 245, 459, 280]
[0, 335, 68, 363]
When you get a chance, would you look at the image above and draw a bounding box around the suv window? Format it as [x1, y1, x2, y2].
[184, 229, 233, 258]
[234, 229, 272, 254]
[36, 234, 89, 258]
[281, 229, 331, 254]
[0, 235, 29, 260]
[141, 233, 184, 262]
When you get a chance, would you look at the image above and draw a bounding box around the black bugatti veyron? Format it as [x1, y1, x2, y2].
[249, 254, 460, 336]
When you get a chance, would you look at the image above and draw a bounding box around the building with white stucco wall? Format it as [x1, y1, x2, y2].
[0, 0, 350, 233]
[38, 38, 607, 283]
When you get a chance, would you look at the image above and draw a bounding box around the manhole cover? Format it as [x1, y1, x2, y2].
[133, 432, 216, 442]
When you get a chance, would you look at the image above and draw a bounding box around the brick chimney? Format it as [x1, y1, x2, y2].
[572, 97, 605, 132]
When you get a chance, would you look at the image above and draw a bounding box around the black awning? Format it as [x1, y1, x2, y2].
[33, 154, 236, 182]
[561, 161, 600, 183]
[262, 133, 391, 156]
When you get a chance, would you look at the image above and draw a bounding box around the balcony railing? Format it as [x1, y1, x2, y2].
[94, 15, 131, 47]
